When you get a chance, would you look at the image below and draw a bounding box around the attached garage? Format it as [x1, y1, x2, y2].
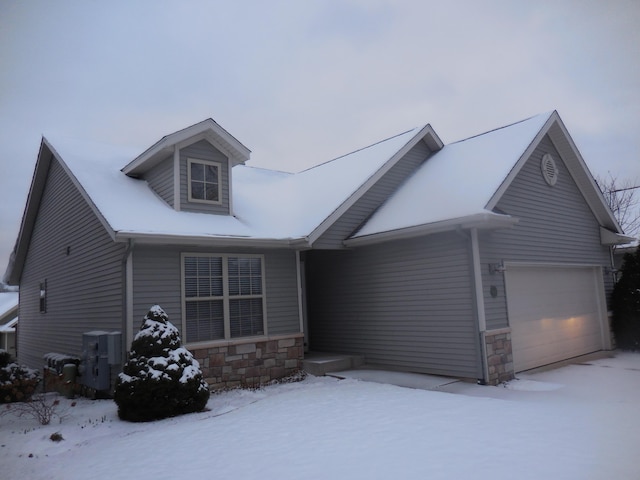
[505, 265, 610, 372]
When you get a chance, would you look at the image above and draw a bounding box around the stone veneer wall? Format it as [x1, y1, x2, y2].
[191, 334, 304, 390]
[484, 328, 515, 385]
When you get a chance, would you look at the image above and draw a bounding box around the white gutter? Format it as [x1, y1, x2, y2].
[345, 212, 518, 247]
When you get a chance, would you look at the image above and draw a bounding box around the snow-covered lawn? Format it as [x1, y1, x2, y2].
[1, 352, 639, 480]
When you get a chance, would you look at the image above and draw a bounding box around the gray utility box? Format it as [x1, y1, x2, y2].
[81, 331, 122, 391]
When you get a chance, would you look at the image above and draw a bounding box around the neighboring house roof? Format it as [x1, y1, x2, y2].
[0, 292, 18, 327]
[349, 111, 630, 245]
[0, 317, 17, 333]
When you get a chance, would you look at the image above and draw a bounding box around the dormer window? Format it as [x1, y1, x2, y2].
[188, 158, 221, 204]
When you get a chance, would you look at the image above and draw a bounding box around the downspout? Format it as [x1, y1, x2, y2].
[120, 239, 134, 364]
[470, 228, 489, 384]
[608, 246, 618, 284]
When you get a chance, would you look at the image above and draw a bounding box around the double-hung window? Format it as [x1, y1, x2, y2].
[182, 254, 265, 343]
[188, 158, 221, 204]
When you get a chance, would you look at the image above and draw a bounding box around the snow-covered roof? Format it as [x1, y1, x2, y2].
[5, 110, 625, 287]
[352, 113, 552, 239]
[0, 292, 18, 323]
[0, 316, 17, 333]
[47, 137, 256, 241]
[46, 127, 425, 243]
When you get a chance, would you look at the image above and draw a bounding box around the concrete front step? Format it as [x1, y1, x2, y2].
[302, 352, 365, 376]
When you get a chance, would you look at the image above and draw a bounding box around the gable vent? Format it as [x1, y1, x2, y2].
[541, 153, 558, 186]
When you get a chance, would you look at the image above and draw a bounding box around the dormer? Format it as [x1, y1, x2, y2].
[121, 119, 250, 216]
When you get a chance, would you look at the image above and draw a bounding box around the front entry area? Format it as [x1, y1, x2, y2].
[505, 265, 609, 372]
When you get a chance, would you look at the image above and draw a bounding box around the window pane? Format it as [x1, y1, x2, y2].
[210, 257, 222, 275]
[228, 257, 262, 297]
[185, 277, 198, 297]
[192, 181, 205, 200]
[198, 277, 210, 297]
[211, 276, 223, 296]
[250, 257, 262, 275]
[238, 257, 251, 275]
[185, 256, 223, 298]
[239, 276, 251, 295]
[251, 276, 262, 295]
[228, 257, 238, 276]
[228, 276, 239, 296]
[205, 164, 218, 183]
[186, 299, 224, 342]
[190, 162, 204, 181]
[197, 257, 210, 276]
[205, 184, 218, 201]
[230, 298, 264, 338]
[184, 257, 197, 276]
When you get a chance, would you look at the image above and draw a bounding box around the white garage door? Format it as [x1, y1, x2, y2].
[505, 265, 606, 372]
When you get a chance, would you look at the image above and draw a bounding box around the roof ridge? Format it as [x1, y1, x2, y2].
[297, 127, 418, 173]
[239, 164, 292, 176]
[448, 112, 553, 145]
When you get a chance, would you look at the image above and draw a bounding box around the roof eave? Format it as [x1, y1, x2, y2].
[600, 227, 636, 246]
[122, 119, 251, 176]
[3, 139, 54, 285]
[344, 212, 518, 247]
[114, 231, 308, 249]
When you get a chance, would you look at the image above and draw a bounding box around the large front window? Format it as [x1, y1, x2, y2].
[183, 254, 265, 343]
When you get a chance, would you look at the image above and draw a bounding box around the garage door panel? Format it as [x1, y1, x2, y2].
[506, 266, 604, 372]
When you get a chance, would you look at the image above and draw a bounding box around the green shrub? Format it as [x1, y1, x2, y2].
[0, 349, 41, 403]
[611, 245, 640, 350]
[113, 305, 210, 422]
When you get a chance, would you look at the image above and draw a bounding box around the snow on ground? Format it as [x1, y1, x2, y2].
[1, 352, 639, 480]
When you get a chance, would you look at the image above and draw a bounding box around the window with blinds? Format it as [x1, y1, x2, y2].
[183, 254, 265, 343]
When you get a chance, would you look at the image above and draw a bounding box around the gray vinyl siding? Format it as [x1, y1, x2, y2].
[131, 246, 300, 341]
[481, 135, 613, 330]
[18, 157, 126, 369]
[144, 155, 174, 207]
[306, 232, 482, 379]
[180, 140, 230, 215]
[313, 140, 432, 248]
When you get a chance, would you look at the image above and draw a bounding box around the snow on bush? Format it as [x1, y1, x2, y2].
[0, 349, 40, 403]
[113, 305, 210, 422]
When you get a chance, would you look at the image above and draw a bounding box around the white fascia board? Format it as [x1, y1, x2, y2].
[4, 139, 52, 284]
[113, 231, 301, 248]
[547, 117, 623, 233]
[307, 124, 442, 246]
[344, 212, 518, 247]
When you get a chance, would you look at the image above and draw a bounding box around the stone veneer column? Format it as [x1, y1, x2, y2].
[483, 328, 515, 385]
[191, 333, 304, 390]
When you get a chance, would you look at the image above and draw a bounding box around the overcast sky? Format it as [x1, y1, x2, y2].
[1, 0, 639, 273]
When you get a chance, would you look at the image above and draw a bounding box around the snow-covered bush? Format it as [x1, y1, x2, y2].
[0, 349, 40, 403]
[611, 245, 640, 350]
[113, 305, 210, 422]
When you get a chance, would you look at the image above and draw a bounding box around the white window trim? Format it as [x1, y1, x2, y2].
[187, 158, 223, 205]
[181, 253, 268, 346]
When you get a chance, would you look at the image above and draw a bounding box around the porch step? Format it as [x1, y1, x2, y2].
[302, 352, 365, 376]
